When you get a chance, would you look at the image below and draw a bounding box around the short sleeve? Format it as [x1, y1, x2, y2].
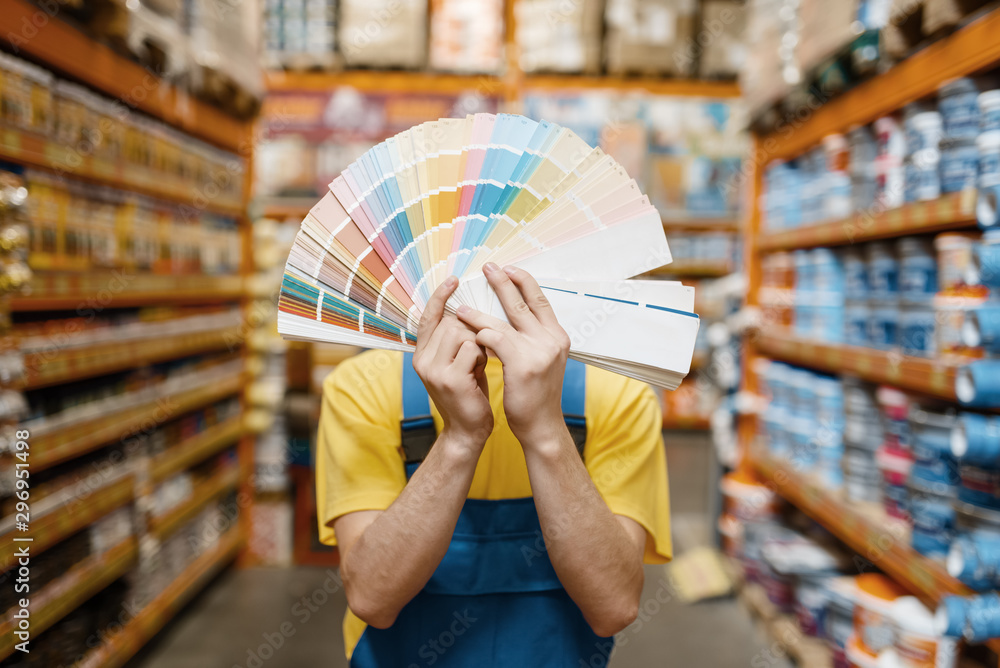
[584, 369, 672, 564]
[315, 350, 407, 546]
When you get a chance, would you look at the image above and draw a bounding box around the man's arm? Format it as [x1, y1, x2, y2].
[334, 276, 492, 629]
[457, 263, 645, 637]
[523, 432, 646, 637]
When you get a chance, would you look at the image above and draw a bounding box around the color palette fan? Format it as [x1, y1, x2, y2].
[277, 113, 700, 389]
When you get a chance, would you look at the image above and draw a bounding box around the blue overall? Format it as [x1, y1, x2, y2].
[349, 354, 614, 668]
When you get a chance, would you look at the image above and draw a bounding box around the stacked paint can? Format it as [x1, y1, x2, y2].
[843, 378, 883, 505]
[907, 406, 959, 562]
[875, 387, 913, 522]
[759, 360, 845, 490]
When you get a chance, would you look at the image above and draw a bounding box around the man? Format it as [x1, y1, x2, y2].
[316, 262, 672, 667]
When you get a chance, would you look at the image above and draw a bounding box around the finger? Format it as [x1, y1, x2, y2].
[415, 276, 459, 354]
[455, 303, 513, 335]
[501, 266, 561, 330]
[453, 339, 487, 375]
[431, 318, 477, 368]
[482, 262, 542, 333]
[475, 327, 518, 361]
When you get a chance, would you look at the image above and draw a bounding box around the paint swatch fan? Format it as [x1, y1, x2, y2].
[277, 113, 700, 389]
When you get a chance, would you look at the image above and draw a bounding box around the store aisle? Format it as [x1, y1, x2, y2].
[128, 564, 783, 668]
[130, 432, 787, 668]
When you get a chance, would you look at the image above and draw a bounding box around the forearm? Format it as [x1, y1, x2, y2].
[524, 429, 644, 637]
[341, 432, 479, 628]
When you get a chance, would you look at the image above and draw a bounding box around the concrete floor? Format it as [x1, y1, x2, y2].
[128, 432, 792, 668]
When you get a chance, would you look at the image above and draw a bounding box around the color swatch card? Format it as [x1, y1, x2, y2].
[277, 113, 700, 389]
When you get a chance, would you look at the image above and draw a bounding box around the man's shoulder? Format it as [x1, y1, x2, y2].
[585, 365, 656, 414]
[323, 349, 405, 394]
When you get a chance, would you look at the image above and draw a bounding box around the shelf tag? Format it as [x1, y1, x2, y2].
[930, 366, 947, 392]
[1, 130, 21, 156]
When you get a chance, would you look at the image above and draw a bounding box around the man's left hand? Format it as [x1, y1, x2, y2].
[456, 263, 571, 450]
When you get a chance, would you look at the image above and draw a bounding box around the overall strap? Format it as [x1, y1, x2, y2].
[562, 358, 587, 456]
[400, 353, 588, 469]
[401, 352, 436, 467]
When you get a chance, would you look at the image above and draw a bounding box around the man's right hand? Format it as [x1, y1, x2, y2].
[413, 276, 492, 452]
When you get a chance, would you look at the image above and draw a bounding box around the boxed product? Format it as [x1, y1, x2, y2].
[797, 0, 864, 75]
[605, 0, 697, 76]
[339, 0, 428, 68]
[697, 0, 747, 79]
[515, 0, 603, 74]
[430, 0, 505, 73]
[923, 0, 992, 35]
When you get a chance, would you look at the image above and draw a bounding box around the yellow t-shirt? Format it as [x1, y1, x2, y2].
[316, 349, 672, 659]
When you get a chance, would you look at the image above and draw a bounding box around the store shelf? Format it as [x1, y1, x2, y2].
[754, 331, 962, 401]
[265, 70, 503, 95]
[740, 584, 833, 667]
[148, 465, 241, 541]
[521, 74, 741, 98]
[265, 70, 741, 99]
[662, 414, 711, 430]
[13, 273, 245, 311]
[761, 8, 1000, 161]
[0, 128, 244, 216]
[0, 474, 133, 571]
[758, 191, 978, 252]
[28, 370, 244, 472]
[749, 450, 999, 646]
[662, 218, 741, 233]
[260, 200, 314, 221]
[150, 416, 245, 483]
[75, 528, 243, 668]
[0, 537, 139, 660]
[22, 326, 243, 390]
[647, 261, 733, 278]
[0, 0, 246, 152]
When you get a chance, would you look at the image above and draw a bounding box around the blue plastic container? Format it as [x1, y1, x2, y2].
[941, 139, 979, 193]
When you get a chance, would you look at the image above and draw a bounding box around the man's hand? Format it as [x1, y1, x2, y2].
[414, 275, 492, 452]
[456, 263, 570, 449]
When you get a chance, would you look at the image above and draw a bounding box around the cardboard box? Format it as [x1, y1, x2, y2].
[923, 0, 991, 35]
[515, 0, 603, 73]
[339, 0, 427, 69]
[605, 0, 697, 76]
[797, 0, 861, 73]
[698, 0, 747, 79]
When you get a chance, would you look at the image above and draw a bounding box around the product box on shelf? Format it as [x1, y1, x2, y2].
[604, 0, 697, 77]
[515, 0, 603, 73]
[697, 0, 747, 80]
[797, 0, 869, 77]
[338, 0, 428, 69]
[429, 0, 505, 73]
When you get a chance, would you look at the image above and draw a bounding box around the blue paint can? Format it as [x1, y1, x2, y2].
[962, 304, 1000, 353]
[952, 412, 1000, 466]
[940, 139, 980, 194]
[867, 242, 899, 300]
[940, 78, 982, 140]
[980, 90, 1000, 133]
[956, 360, 1000, 408]
[868, 302, 901, 350]
[899, 237, 938, 303]
[844, 248, 868, 301]
[845, 302, 870, 346]
[900, 305, 936, 357]
[910, 479, 957, 560]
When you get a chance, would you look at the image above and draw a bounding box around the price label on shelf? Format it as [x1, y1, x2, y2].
[929, 367, 947, 393]
[887, 208, 904, 231]
[856, 355, 872, 375]
[908, 558, 935, 595]
[1, 130, 21, 156]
